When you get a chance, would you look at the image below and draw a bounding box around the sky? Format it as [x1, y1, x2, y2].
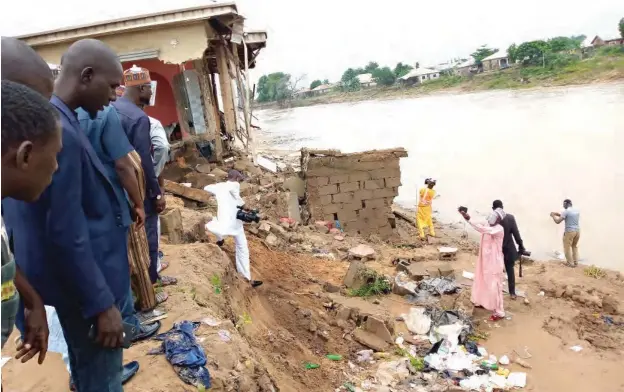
[1, 0, 623, 86]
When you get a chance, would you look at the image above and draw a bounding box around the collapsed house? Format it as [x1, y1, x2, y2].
[17, 3, 267, 162]
[302, 148, 408, 238]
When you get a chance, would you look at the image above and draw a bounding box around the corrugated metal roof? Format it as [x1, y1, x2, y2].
[356, 73, 373, 83]
[399, 67, 438, 80]
[456, 58, 475, 68]
[482, 51, 507, 61]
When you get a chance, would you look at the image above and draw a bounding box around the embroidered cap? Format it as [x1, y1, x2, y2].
[123, 65, 151, 87]
[115, 85, 126, 97]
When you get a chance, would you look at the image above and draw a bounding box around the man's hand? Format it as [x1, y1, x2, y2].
[154, 197, 166, 214]
[132, 206, 146, 229]
[550, 212, 560, 218]
[15, 304, 49, 364]
[95, 306, 124, 348]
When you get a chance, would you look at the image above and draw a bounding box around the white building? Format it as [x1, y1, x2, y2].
[356, 73, 377, 87]
[399, 67, 440, 84]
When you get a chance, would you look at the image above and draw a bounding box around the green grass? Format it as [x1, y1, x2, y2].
[210, 273, 222, 294]
[348, 271, 391, 297]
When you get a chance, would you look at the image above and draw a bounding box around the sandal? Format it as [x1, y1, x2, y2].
[155, 291, 169, 304]
[489, 314, 505, 322]
[158, 261, 169, 273]
[158, 275, 177, 286]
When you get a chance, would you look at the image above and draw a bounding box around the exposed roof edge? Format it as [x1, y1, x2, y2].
[17, 3, 238, 47]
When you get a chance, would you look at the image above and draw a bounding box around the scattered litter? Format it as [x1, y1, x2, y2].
[499, 355, 510, 365]
[403, 307, 432, 335]
[603, 315, 624, 326]
[375, 359, 410, 386]
[304, 362, 320, 369]
[150, 321, 211, 388]
[395, 336, 404, 346]
[512, 356, 533, 369]
[356, 350, 373, 362]
[507, 372, 527, 388]
[393, 272, 418, 296]
[538, 291, 545, 296]
[404, 291, 438, 305]
[181, 183, 192, 187]
[218, 330, 231, 342]
[419, 277, 461, 296]
[477, 347, 488, 357]
[326, 354, 343, 361]
[201, 316, 222, 327]
[462, 270, 474, 280]
[570, 345, 583, 352]
[343, 382, 356, 392]
[513, 346, 532, 359]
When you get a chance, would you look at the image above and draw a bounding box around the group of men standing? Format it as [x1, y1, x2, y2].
[1, 36, 174, 391]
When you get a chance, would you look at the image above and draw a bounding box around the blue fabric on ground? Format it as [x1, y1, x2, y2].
[150, 321, 211, 388]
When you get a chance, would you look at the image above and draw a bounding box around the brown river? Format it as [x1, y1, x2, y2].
[256, 83, 624, 271]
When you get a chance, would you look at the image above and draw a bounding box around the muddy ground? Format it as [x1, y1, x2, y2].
[2, 156, 624, 392]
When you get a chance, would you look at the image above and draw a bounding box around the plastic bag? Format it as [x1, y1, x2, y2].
[403, 307, 432, 335]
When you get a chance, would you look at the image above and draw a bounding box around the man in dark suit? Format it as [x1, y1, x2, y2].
[493, 200, 525, 300]
[2, 39, 131, 392]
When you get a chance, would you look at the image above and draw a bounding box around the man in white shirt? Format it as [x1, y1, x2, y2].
[204, 170, 262, 288]
[148, 116, 170, 274]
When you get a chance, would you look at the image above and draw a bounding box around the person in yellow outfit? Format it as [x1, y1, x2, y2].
[417, 178, 437, 239]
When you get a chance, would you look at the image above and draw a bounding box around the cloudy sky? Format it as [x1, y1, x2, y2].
[1, 0, 622, 84]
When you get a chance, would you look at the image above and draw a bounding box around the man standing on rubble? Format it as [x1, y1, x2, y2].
[204, 170, 262, 288]
[113, 66, 177, 287]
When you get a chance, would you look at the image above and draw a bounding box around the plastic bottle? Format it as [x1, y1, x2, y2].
[481, 361, 499, 371]
[304, 363, 320, 369]
[326, 354, 343, 361]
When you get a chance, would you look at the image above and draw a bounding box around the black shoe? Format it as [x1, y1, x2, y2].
[131, 321, 161, 343]
[251, 280, 263, 288]
[216, 240, 224, 247]
[69, 376, 75, 391]
[122, 361, 140, 384]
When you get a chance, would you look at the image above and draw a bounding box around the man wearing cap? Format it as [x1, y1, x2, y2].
[204, 170, 262, 288]
[113, 66, 176, 287]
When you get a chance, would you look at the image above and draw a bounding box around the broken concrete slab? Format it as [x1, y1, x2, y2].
[353, 329, 390, 352]
[323, 282, 341, 293]
[211, 167, 229, 179]
[406, 264, 430, 281]
[284, 192, 301, 223]
[160, 208, 183, 244]
[283, 176, 305, 198]
[258, 222, 272, 236]
[265, 234, 279, 246]
[336, 306, 352, 322]
[364, 316, 394, 344]
[195, 163, 213, 174]
[343, 260, 372, 290]
[438, 246, 458, 261]
[348, 244, 376, 260]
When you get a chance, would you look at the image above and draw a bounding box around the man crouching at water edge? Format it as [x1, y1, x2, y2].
[550, 199, 580, 267]
[204, 170, 263, 288]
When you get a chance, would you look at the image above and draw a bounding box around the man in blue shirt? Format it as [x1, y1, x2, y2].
[551, 199, 581, 267]
[2, 39, 131, 392]
[113, 66, 175, 286]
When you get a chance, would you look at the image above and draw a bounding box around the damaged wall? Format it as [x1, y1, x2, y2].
[303, 148, 408, 238]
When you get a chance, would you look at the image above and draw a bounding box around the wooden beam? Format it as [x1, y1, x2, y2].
[193, 58, 223, 160]
[164, 179, 216, 206]
[215, 41, 237, 146]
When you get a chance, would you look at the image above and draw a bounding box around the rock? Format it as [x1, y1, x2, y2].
[247, 226, 259, 236]
[406, 264, 429, 281]
[289, 234, 304, 244]
[160, 208, 183, 244]
[183, 172, 218, 188]
[233, 160, 248, 172]
[259, 222, 272, 236]
[602, 295, 621, 314]
[283, 176, 305, 198]
[343, 260, 371, 289]
[564, 286, 575, 298]
[211, 168, 229, 179]
[348, 244, 376, 260]
[280, 221, 291, 230]
[364, 316, 394, 344]
[195, 163, 213, 174]
[265, 234, 279, 246]
[315, 221, 330, 234]
[436, 263, 455, 278]
[373, 299, 381, 305]
[329, 228, 341, 235]
[353, 329, 390, 352]
[336, 306, 352, 322]
[239, 183, 258, 197]
[555, 286, 566, 298]
[323, 282, 341, 293]
[334, 235, 345, 241]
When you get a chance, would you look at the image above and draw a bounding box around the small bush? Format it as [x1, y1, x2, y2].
[349, 271, 391, 297]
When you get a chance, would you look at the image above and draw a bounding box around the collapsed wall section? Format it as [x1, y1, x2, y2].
[302, 148, 408, 238]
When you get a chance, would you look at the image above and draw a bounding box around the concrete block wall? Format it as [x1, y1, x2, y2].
[303, 148, 408, 238]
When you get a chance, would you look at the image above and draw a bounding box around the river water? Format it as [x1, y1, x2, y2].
[256, 83, 624, 271]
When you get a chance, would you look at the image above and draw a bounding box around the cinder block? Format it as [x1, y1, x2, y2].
[333, 192, 354, 204]
[384, 177, 402, 187]
[318, 184, 338, 196]
[364, 180, 384, 190]
[371, 169, 400, 180]
[353, 189, 374, 201]
[338, 209, 357, 222]
[366, 198, 386, 209]
[373, 188, 398, 199]
[307, 176, 329, 187]
[329, 174, 350, 184]
[339, 181, 360, 193]
[322, 203, 341, 214]
[378, 225, 394, 238]
[349, 172, 371, 182]
[320, 195, 333, 205]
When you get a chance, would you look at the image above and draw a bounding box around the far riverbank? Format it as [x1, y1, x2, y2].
[253, 54, 624, 110]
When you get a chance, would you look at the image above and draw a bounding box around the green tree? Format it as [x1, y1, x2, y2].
[364, 61, 379, 73]
[341, 68, 361, 92]
[255, 72, 292, 102]
[507, 44, 518, 63]
[547, 36, 582, 52]
[372, 67, 396, 86]
[323, 79, 329, 84]
[619, 17, 624, 38]
[309, 80, 322, 90]
[393, 62, 413, 78]
[514, 40, 549, 65]
[471, 45, 497, 64]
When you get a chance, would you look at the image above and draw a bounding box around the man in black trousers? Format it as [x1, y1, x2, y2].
[492, 200, 525, 300]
